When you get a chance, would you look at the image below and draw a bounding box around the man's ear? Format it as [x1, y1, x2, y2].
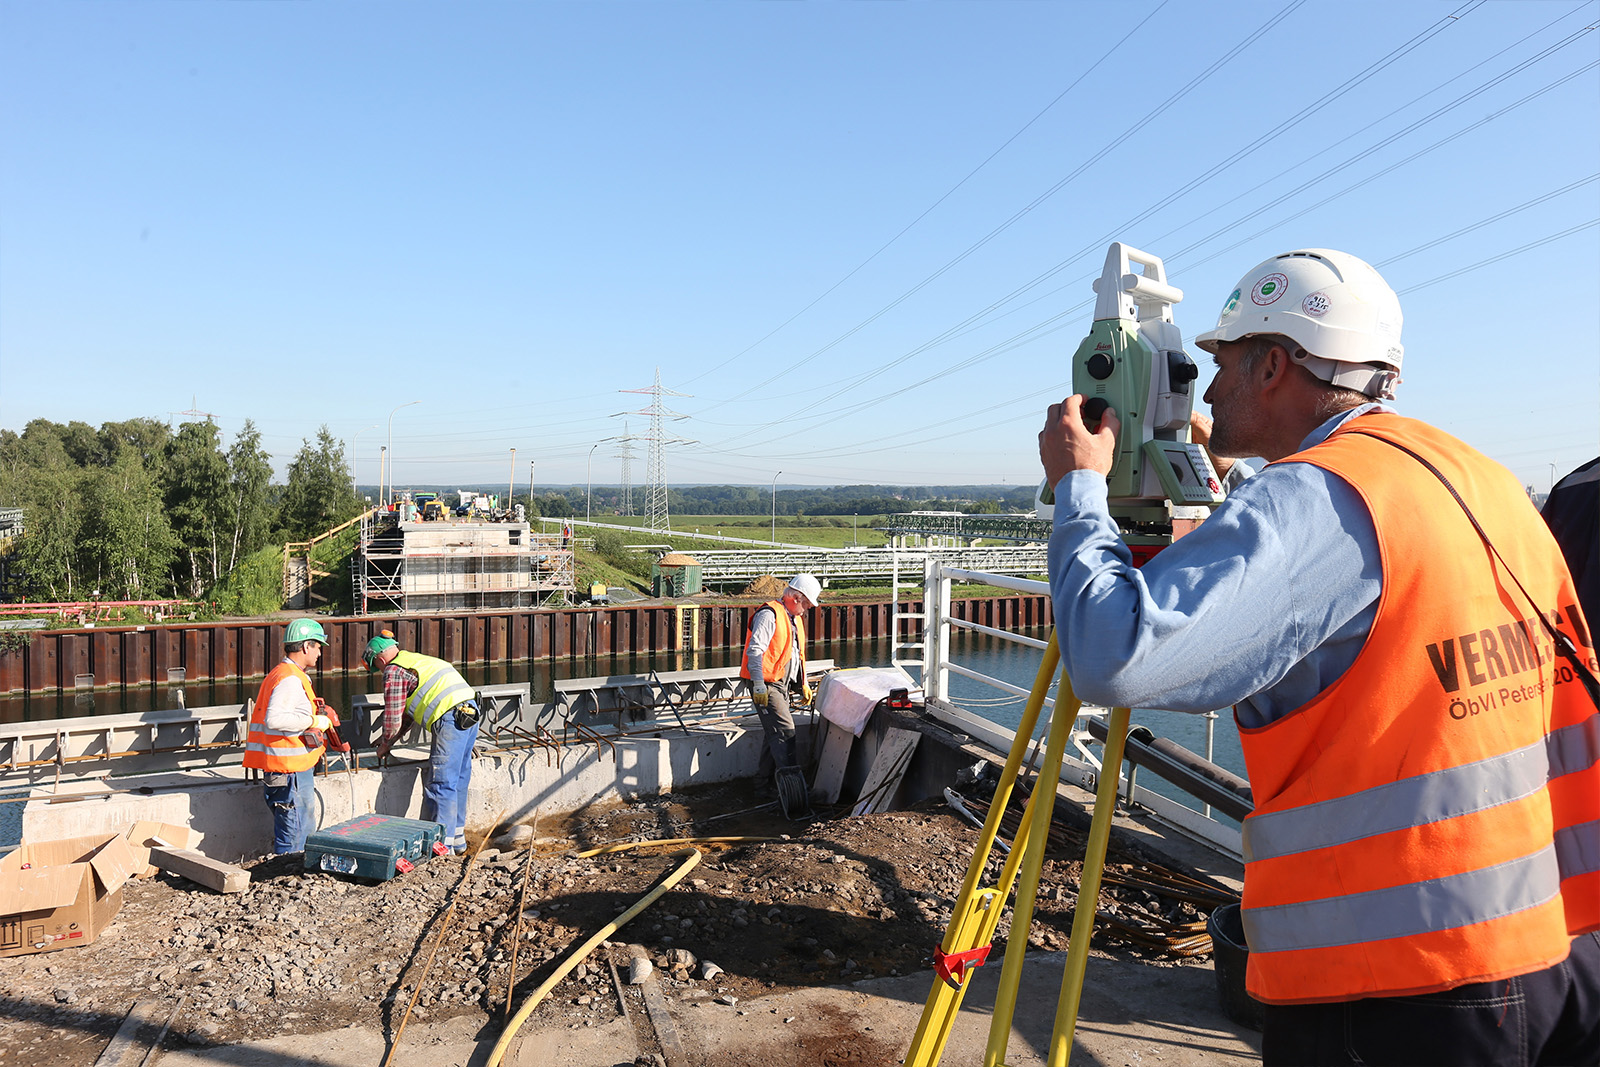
[1256, 343, 1294, 391]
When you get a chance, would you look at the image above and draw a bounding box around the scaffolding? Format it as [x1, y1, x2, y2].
[353, 513, 575, 615]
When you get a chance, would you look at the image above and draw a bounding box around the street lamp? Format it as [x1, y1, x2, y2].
[385, 400, 421, 506]
[771, 470, 782, 542]
[350, 424, 379, 500]
[586, 442, 601, 523]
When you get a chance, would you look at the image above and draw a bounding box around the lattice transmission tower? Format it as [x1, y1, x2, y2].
[618, 370, 694, 532]
[613, 421, 639, 517]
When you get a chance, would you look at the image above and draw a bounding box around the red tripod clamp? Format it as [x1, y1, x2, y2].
[933, 944, 992, 991]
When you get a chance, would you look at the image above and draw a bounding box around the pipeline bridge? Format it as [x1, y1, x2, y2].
[876, 512, 1050, 545]
[685, 546, 1048, 588]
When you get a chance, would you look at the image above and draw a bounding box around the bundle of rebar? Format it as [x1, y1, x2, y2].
[958, 790, 1237, 958]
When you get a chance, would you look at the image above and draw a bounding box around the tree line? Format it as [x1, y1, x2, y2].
[0, 416, 1034, 605]
[0, 418, 361, 602]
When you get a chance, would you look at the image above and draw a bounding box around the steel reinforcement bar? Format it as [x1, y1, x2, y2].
[0, 594, 1052, 694]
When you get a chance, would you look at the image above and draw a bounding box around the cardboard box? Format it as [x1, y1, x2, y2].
[123, 820, 203, 879]
[0, 833, 137, 957]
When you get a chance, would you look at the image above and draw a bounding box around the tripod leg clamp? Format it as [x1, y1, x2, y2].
[934, 944, 992, 991]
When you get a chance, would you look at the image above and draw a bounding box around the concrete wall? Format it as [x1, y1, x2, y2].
[19, 723, 775, 863]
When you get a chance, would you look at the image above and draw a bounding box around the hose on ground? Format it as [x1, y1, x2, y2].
[574, 835, 772, 858]
[487, 846, 704, 1067]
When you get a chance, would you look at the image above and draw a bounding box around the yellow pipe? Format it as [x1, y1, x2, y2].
[982, 671, 1084, 1067]
[487, 847, 705, 1067]
[905, 631, 1062, 1067]
[1048, 704, 1132, 1066]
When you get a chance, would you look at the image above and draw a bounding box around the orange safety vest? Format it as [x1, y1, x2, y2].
[739, 600, 806, 685]
[243, 660, 325, 773]
[1237, 412, 1599, 1005]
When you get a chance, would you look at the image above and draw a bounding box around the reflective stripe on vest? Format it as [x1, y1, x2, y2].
[738, 601, 804, 685]
[1237, 413, 1599, 1005]
[391, 649, 475, 728]
[243, 660, 322, 773]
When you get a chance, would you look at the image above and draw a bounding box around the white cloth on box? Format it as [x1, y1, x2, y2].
[814, 667, 921, 737]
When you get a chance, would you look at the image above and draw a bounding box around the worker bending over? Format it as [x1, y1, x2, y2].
[742, 574, 821, 802]
[1039, 249, 1598, 1066]
[244, 618, 343, 855]
[366, 635, 480, 853]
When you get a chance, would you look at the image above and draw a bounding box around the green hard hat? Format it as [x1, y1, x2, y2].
[363, 635, 398, 666]
[284, 618, 328, 646]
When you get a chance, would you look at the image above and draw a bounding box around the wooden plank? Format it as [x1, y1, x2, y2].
[851, 727, 920, 817]
[150, 846, 251, 894]
[810, 721, 855, 805]
[94, 999, 162, 1067]
[639, 975, 686, 1067]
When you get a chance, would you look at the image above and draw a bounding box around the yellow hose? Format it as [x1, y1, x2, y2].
[487, 847, 705, 1067]
[575, 835, 774, 858]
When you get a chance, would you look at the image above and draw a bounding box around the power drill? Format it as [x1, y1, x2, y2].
[1040, 242, 1224, 550]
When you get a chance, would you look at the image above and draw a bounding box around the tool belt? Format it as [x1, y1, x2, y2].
[451, 701, 480, 731]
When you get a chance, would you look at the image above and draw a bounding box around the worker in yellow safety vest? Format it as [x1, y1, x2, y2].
[1039, 248, 1598, 1066]
[244, 618, 339, 854]
[366, 635, 480, 852]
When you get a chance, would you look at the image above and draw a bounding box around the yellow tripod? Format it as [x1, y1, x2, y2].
[904, 629, 1131, 1067]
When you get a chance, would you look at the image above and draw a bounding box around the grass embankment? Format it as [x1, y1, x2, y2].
[209, 526, 363, 618]
[581, 514, 890, 550]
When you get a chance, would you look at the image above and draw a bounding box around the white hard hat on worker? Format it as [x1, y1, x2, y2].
[1195, 249, 1404, 400]
[784, 574, 822, 609]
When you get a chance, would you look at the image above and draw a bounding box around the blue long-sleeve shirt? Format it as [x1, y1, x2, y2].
[1047, 405, 1389, 728]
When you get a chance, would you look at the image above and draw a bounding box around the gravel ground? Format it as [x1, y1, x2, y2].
[0, 780, 1230, 1066]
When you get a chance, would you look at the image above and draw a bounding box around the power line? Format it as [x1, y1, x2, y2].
[706, 0, 1309, 417]
[679, 0, 1176, 388]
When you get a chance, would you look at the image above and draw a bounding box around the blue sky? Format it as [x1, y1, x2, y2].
[2, 1, 1596, 493]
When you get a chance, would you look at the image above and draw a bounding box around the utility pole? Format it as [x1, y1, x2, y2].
[771, 471, 782, 542]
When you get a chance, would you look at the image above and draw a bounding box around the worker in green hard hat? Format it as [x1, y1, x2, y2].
[243, 618, 342, 854]
[365, 633, 480, 853]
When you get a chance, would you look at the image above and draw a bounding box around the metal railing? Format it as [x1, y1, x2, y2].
[917, 561, 1242, 857]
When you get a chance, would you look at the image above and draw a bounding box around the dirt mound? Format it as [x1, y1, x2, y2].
[658, 552, 699, 566]
[742, 575, 787, 598]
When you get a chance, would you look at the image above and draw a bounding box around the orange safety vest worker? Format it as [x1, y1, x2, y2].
[739, 600, 806, 685]
[243, 661, 324, 774]
[1238, 413, 1599, 1005]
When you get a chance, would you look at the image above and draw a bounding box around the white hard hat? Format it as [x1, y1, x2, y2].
[1194, 249, 1403, 399]
[786, 573, 822, 607]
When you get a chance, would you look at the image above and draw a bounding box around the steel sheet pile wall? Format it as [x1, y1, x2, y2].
[0, 594, 1051, 694]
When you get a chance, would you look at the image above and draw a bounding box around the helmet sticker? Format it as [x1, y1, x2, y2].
[1302, 291, 1331, 317]
[1220, 289, 1241, 316]
[1251, 273, 1289, 306]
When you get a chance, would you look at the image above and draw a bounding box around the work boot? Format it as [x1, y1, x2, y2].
[774, 735, 800, 774]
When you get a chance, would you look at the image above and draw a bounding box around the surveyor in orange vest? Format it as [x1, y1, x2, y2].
[1040, 249, 1598, 1066]
[243, 618, 340, 854]
[741, 573, 820, 818]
